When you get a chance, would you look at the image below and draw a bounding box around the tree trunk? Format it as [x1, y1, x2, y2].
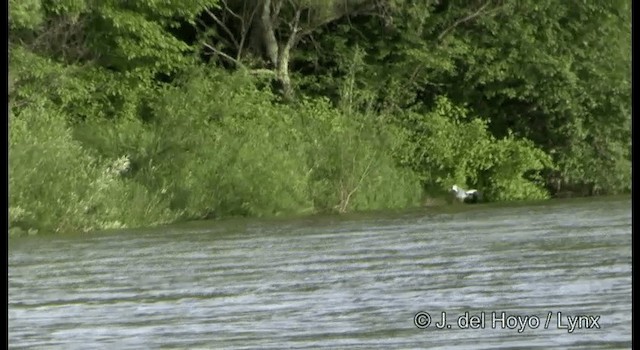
[246, 0, 372, 100]
[258, 0, 278, 67]
[276, 44, 292, 99]
[251, 0, 298, 100]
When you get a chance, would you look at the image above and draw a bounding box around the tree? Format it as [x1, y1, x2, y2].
[10, 0, 221, 122]
[440, 0, 631, 194]
[285, 0, 631, 194]
[199, 0, 384, 99]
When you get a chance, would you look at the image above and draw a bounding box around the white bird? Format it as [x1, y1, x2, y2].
[450, 185, 482, 204]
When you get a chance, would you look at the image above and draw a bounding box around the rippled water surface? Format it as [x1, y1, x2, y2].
[9, 197, 632, 349]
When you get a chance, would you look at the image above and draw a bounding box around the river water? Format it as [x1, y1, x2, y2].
[9, 197, 632, 349]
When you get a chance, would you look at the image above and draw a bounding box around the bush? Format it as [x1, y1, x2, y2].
[396, 96, 552, 201]
[9, 98, 175, 235]
[136, 68, 313, 219]
[109, 67, 423, 219]
[299, 97, 422, 212]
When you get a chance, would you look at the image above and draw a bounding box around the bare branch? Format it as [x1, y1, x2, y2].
[404, 66, 423, 89]
[277, 7, 301, 65]
[437, 1, 495, 41]
[297, 1, 376, 38]
[285, 0, 304, 37]
[271, 0, 283, 21]
[307, 33, 322, 69]
[338, 153, 376, 213]
[203, 1, 262, 64]
[202, 42, 242, 67]
[289, 7, 302, 36]
[236, 3, 259, 61]
[221, 0, 244, 22]
[204, 7, 240, 50]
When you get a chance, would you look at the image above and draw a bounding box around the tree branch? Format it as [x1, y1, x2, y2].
[297, 1, 376, 39]
[278, 4, 301, 60]
[271, 0, 283, 22]
[338, 153, 376, 213]
[221, 0, 244, 23]
[204, 7, 240, 50]
[287, 8, 302, 46]
[202, 42, 242, 67]
[235, 2, 259, 61]
[437, 1, 493, 41]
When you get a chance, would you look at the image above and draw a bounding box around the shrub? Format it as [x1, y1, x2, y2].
[396, 96, 552, 201]
[299, 97, 422, 212]
[9, 98, 174, 235]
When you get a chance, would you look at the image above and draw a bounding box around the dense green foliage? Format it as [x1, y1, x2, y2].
[395, 96, 552, 202]
[9, 0, 630, 235]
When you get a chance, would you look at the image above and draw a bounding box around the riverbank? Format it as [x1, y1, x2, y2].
[9, 2, 629, 237]
[9, 194, 630, 238]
